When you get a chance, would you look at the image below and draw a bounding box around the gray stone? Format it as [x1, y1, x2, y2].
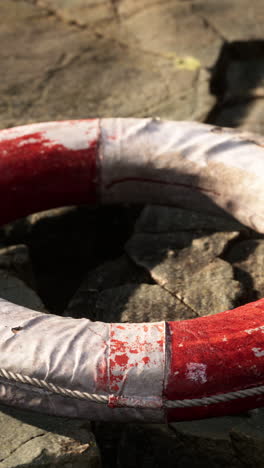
[0, 0, 215, 128]
[126, 230, 238, 287]
[96, 410, 264, 468]
[0, 405, 101, 467]
[170, 409, 264, 468]
[126, 231, 242, 316]
[0, 207, 88, 245]
[192, 0, 264, 42]
[0, 244, 45, 311]
[24, 206, 99, 313]
[213, 100, 264, 135]
[38, 0, 116, 27]
[177, 258, 242, 316]
[64, 255, 152, 319]
[226, 239, 264, 300]
[117, 424, 182, 468]
[0, 245, 35, 289]
[0, 270, 45, 312]
[36, 0, 223, 66]
[126, 231, 196, 265]
[211, 42, 264, 134]
[190, 68, 218, 122]
[68, 255, 151, 292]
[118, 1, 223, 68]
[229, 409, 264, 468]
[222, 59, 264, 102]
[95, 283, 195, 322]
[169, 417, 244, 468]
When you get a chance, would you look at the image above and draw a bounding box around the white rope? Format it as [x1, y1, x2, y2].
[164, 385, 264, 408]
[0, 368, 263, 409]
[0, 368, 108, 404]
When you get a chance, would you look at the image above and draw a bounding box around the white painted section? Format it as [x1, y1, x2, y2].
[101, 118, 264, 177]
[100, 118, 264, 233]
[0, 120, 99, 151]
[109, 322, 165, 409]
[43, 121, 99, 151]
[0, 299, 166, 421]
[186, 362, 207, 384]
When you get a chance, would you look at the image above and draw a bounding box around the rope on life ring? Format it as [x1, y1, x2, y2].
[0, 118, 264, 423]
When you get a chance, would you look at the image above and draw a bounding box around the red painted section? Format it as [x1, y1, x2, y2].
[165, 298, 264, 421]
[0, 129, 98, 225]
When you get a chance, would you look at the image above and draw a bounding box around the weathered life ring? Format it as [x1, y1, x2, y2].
[0, 118, 264, 423]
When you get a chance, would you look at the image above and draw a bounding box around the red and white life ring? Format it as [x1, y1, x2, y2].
[0, 118, 264, 423]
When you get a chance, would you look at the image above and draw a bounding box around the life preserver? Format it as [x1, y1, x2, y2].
[0, 118, 264, 423]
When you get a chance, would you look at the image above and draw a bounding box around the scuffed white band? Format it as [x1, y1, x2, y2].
[0, 299, 166, 421]
[100, 118, 264, 233]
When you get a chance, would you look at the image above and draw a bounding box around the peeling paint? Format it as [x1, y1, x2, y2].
[186, 362, 207, 384]
[245, 326, 264, 335]
[252, 347, 264, 358]
[109, 322, 165, 403]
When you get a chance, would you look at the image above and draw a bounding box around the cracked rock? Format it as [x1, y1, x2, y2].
[126, 231, 242, 316]
[37, 0, 117, 27]
[0, 244, 44, 311]
[64, 255, 152, 320]
[96, 411, 264, 468]
[210, 40, 264, 133]
[0, 245, 35, 289]
[95, 283, 195, 323]
[35, 0, 222, 68]
[226, 239, 264, 302]
[0, 0, 215, 127]
[176, 258, 242, 316]
[192, 0, 264, 42]
[0, 270, 45, 312]
[25, 206, 99, 313]
[213, 100, 264, 135]
[0, 404, 101, 467]
[117, 424, 182, 468]
[170, 409, 264, 468]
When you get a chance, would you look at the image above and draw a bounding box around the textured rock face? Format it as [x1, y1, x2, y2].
[0, 245, 45, 311]
[1, 0, 264, 467]
[1, 0, 263, 131]
[0, 405, 101, 468]
[226, 239, 264, 301]
[0, 0, 217, 129]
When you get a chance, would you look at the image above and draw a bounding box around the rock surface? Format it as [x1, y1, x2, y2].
[0, 0, 214, 129]
[126, 228, 243, 316]
[226, 239, 264, 302]
[0, 245, 45, 311]
[0, 405, 101, 468]
[96, 409, 264, 468]
[208, 40, 264, 133]
[96, 283, 195, 322]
